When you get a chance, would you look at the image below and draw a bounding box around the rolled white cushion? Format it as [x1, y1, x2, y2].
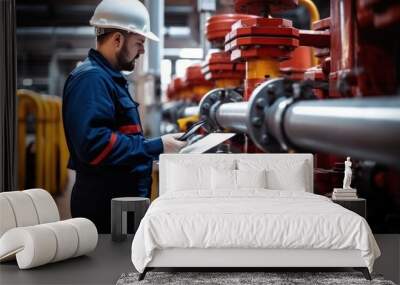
[0, 192, 39, 227]
[0, 218, 98, 269]
[24, 189, 60, 223]
[0, 196, 17, 238]
[0, 226, 57, 269]
[63, 218, 98, 257]
[42, 221, 79, 262]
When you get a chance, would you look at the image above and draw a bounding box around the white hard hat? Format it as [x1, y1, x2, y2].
[90, 0, 159, 42]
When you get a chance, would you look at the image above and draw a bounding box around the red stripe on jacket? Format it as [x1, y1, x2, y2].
[90, 132, 118, 165]
[118, 124, 142, 134]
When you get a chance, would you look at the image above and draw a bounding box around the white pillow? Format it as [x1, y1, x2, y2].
[167, 163, 210, 191]
[167, 160, 236, 192]
[236, 169, 267, 189]
[266, 165, 307, 191]
[211, 168, 236, 190]
[238, 159, 308, 191]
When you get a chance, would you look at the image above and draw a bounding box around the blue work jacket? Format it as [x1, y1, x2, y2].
[62, 49, 163, 186]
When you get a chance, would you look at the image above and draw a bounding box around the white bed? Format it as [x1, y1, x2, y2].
[131, 154, 380, 280]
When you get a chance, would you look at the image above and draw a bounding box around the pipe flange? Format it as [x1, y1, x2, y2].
[199, 88, 243, 131]
[246, 78, 294, 152]
[266, 96, 294, 151]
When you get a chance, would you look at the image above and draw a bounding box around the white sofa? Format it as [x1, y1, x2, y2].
[0, 189, 98, 269]
[132, 154, 379, 281]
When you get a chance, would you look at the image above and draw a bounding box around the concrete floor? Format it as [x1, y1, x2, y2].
[374, 235, 400, 284]
[0, 235, 134, 285]
[1, 235, 399, 285]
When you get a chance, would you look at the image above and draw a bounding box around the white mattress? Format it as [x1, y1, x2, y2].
[131, 190, 380, 273]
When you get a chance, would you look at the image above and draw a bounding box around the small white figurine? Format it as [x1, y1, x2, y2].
[343, 157, 353, 189]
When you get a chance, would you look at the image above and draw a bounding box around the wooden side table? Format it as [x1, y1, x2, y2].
[111, 197, 150, 242]
[332, 198, 366, 218]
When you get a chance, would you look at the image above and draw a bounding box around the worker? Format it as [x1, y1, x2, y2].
[62, 0, 186, 233]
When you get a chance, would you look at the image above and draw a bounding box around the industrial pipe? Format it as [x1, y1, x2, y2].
[298, 0, 320, 66]
[145, 0, 164, 76]
[204, 78, 400, 166]
[298, 0, 320, 30]
[281, 96, 400, 166]
[215, 102, 249, 133]
[251, 79, 400, 166]
[199, 88, 243, 132]
[17, 90, 69, 193]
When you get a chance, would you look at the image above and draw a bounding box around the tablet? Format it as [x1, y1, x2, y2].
[177, 120, 206, 141]
[179, 133, 236, 153]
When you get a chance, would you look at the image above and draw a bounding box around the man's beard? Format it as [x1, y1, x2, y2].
[116, 44, 137, 71]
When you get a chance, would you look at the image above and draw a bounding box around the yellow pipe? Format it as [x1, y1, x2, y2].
[18, 92, 34, 188]
[246, 58, 280, 79]
[17, 97, 27, 189]
[17, 90, 46, 189]
[177, 115, 200, 132]
[45, 96, 57, 194]
[50, 98, 58, 193]
[215, 79, 241, 88]
[193, 85, 213, 101]
[17, 90, 69, 194]
[42, 97, 51, 192]
[180, 90, 191, 101]
[50, 98, 58, 192]
[53, 97, 69, 193]
[40, 96, 51, 192]
[59, 119, 69, 192]
[193, 86, 212, 94]
[299, 0, 320, 28]
[299, 0, 320, 66]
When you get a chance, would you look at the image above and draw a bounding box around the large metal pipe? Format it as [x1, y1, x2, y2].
[215, 102, 249, 133]
[198, 88, 243, 131]
[145, 0, 164, 76]
[281, 96, 400, 165]
[197, 0, 216, 59]
[208, 79, 400, 166]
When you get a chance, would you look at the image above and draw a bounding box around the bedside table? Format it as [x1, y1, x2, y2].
[332, 198, 366, 218]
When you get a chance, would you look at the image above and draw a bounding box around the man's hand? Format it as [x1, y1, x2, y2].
[161, 133, 187, 153]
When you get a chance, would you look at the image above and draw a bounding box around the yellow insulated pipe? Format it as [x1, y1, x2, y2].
[17, 90, 46, 189]
[245, 58, 280, 99]
[246, 58, 280, 79]
[53, 97, 69, 193]
[215, 79, 241, 88]
[17, 90, 69, 194]
[41, 96, 54, 193]
[193, 85, 213, 102]
[299, 0, 320, 66]
[177, 115, 199, 132]
[43, 96, 58, 194]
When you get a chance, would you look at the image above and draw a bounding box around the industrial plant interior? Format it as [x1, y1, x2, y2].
[1, 0, 400, 284]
